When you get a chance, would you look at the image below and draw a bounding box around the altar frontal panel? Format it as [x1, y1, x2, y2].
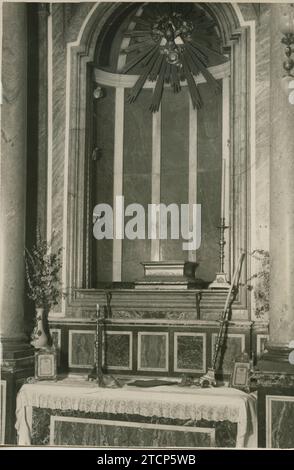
[49, 415, 215, 447]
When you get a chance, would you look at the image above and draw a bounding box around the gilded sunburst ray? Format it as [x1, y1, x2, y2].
[120, 4, 228, 112]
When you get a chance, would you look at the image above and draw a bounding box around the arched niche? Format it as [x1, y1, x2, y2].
[62, 2, 256, 319]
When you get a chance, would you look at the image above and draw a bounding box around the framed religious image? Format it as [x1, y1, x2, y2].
[230, 361, 250, 391]
[35, 348, 57, 381]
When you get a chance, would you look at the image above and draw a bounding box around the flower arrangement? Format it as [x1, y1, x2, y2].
[25, 231, 62, 311]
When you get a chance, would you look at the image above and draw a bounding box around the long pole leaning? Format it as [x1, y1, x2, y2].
[200, 251, 246, 387]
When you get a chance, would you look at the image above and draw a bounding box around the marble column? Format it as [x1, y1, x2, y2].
[258, 4, 294, 372]
[0, 3, 32, 359]
[37, 3, 49, 237]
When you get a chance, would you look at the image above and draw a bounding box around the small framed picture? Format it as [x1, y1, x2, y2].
[230, 361, 250, 391]
[35, 348, 57, 381]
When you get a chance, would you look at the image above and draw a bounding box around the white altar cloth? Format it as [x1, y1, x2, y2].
[15, 378, 257, 448]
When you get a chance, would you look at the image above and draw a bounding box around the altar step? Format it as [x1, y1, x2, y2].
[200, 291, 230, 307]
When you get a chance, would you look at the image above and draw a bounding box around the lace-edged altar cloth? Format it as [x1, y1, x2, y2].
[15, 378, 257, 448]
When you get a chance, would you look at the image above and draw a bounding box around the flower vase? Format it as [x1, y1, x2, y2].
[31, 307, 48, 349]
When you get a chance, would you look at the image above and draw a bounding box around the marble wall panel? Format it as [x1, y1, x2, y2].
[104, 332, 132, 370]
[50, 416, 215, 447]
[51, 4, 67, 253]
[65, 3, 95, 44]
[174, 333, 206, 373]
[32, 408, 237, 447]
[94, 86, 115, 283]
[51, 3, 96, 249]
[196, 82, 222, 282]
[122, 89, 152, 281]
[266, 396, 294, 448]
[123, 89, 153, 176]
[138, 332, 168, 372]
[122, 172, 152, 282]
[68, 330, 95, 368]
[160, 88, 189, 262]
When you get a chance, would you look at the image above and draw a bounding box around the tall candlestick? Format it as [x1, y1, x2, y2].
[95, 304, 99, 385]
[87, 304, 104, 384]
[221, 158, 226, 219]
[209, 159, 230, 289]
[209, 217, 230, 289]
[96, 303, 104, 387]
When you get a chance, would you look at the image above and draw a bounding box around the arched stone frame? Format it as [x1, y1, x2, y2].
[58, 2, 257, 319]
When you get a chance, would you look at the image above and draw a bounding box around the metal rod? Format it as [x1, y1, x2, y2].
[211, 252, 245, 370]
[95, 304, 99, 385]
[96, 304, 104, 387]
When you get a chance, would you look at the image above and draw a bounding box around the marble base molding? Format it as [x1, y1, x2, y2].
[0, 338, 34, 361]
[257, 343, 294, 374]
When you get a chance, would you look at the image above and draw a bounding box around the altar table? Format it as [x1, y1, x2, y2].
[15, 378, 257, 448]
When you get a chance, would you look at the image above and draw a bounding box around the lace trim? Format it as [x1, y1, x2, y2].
[15, 384, 257, 447]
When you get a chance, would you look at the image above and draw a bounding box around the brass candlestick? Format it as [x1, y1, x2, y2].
[209, 217, 230, 289]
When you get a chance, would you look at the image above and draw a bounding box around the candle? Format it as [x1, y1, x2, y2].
[221, 158, 226, 219]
